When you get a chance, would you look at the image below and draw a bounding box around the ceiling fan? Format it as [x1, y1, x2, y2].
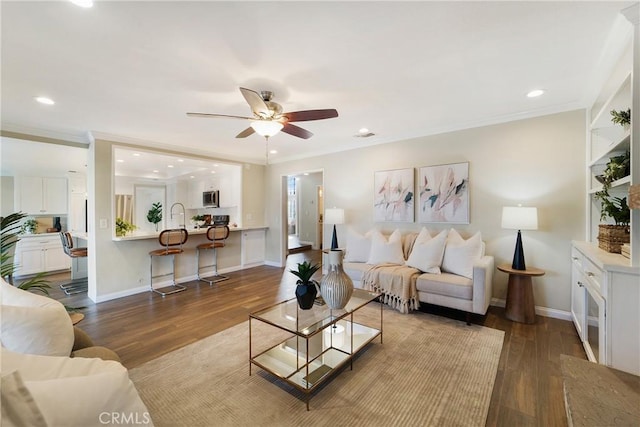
[187, 87, 338, 139]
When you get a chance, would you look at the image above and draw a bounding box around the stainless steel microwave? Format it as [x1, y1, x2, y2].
[203, 190, 219, 208]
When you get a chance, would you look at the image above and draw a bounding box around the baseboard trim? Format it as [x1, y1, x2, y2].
[490, 298, 572, 321]
[95, 265, 247, 303]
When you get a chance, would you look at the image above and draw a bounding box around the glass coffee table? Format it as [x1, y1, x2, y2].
[249, 288, 383, 410]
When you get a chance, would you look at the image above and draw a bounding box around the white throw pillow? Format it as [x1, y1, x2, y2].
[0, 278, 74, 357]
[405, 229, 448, 274]
[367, 229, 405, 265]
[344, 228, 373, 263]
[441, 229, 483, 279]
[1, 371, 48, 427]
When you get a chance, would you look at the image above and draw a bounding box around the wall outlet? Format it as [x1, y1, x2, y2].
[99, 219, 108, 229]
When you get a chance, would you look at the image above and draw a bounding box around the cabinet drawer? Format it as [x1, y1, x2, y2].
[571, 247, 583, 268]
[582, 256, 603, 292]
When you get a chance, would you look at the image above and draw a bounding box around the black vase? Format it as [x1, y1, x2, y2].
[295, 282, 318, 310]
[53, 217, 62, 232]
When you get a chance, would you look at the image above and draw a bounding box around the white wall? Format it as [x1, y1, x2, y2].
[266, 110, 586, 313]
[1, 176, 14, 216]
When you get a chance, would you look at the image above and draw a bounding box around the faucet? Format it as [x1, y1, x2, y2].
[170, 202, 186, 229]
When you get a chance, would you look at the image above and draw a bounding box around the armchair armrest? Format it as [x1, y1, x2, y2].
[471, 255, 494, 315]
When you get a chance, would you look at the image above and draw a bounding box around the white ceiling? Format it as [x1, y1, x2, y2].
[1, 1, 636, 167]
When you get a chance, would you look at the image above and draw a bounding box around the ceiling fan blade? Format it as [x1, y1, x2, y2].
[187, 112, 252, 120]
[239, 87, 269, 117]
[235, 127, 255, 138]
[281, 123, 313, 139]
[282, 109, 338, 122]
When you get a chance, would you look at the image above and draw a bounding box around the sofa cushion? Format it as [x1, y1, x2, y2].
[344, 228, 373, 262]
[367, 229, 404, 265]
[1, 278, 74, 357]
[343, 262, 373, 283]
[405, 229, 448, 274]
[416, 272, 473, 300]
[441, 229, 483, 279]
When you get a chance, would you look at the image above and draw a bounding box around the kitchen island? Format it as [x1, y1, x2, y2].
[88, 225, 269, 302]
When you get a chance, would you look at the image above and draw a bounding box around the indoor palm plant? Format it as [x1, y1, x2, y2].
[290, 261, 321, 310]
[2, 212, 50, 294]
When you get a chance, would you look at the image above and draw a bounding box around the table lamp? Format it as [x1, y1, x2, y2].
[324, 208, 345, 250]
[502, 206, 538, 270]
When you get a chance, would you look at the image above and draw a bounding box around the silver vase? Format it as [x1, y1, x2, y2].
[320, 249, 354, 309]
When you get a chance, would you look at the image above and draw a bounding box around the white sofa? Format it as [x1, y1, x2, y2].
[0, 278, 153, 427]
[342, 228, 494, 323]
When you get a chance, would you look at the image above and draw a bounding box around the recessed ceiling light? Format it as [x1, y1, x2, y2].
[132, 153, 140, 157]
[177, 159, 184, 162]
[303, 173, 309, 176]
[190, 176, 195, 179]
[213, 164, 219, 167]
[69, 0, 93, 8]
[35, 96, 55, 105]
[527, 89, 545, 98]
[167, 165, 174, 168]
[211, 170, 216, 174]
[270, 150, 278, 154]
[116, 159, 124, 163]
[358, 128, 369, 134]
[153, 170, 159, 173]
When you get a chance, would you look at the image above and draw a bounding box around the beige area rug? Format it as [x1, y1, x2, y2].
[129, 305, 504, 427]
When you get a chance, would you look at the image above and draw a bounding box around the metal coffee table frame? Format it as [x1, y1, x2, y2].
[249, 289, 383, 410]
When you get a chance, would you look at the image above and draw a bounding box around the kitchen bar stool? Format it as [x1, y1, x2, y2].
[196, 225, 230, 285]
[149, 228, 189, 296]
[59, 232, 88, 295]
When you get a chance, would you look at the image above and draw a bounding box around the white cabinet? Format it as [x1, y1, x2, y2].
[15, 177, 68, 215]
[187, 180, 204, 209]
[571, 241, 640, 375]
[242, 229, 265, 267]
[14, 234, 70, 276]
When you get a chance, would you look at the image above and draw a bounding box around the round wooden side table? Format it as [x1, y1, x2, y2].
[497, 264, 545, 324]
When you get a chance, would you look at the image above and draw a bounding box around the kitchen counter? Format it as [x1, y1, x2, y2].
[112, 225, 267, 241]
[19, 232, 62, 238]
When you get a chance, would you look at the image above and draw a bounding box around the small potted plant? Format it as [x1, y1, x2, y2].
[20, 217, 38, 234]
[191, 215, 206, 228]
[115, 217, 136, 237]
[610, 108, 631, 130]
[146, 202, 163, 231]
[290, 261, 321, 310]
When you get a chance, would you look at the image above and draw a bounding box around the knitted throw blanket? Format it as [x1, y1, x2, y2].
[362, 263, 421, 314]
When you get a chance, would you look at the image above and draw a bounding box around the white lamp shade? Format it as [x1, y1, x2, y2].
[324, 208, 345, 225]
[501, 206, 538, 230]
[250, 120, 283, 137]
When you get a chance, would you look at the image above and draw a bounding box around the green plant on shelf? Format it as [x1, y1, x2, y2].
[610, 108, 631, 127]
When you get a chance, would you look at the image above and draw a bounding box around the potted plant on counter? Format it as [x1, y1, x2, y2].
[146, 202, 163, 231]
[290, 261, 321, 310]
[115, 217, 136, 237]
[20, 217, 38, 235]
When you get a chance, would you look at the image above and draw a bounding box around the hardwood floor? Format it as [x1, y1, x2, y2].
[35, 250, 586, 426]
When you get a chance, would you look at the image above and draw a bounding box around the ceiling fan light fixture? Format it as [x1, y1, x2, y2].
[251, 120, 283, 137]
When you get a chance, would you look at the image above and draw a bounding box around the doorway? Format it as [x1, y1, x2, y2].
[284, 170, 323, 255]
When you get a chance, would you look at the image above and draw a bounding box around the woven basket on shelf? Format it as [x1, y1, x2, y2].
[597, 224, 630, 253]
